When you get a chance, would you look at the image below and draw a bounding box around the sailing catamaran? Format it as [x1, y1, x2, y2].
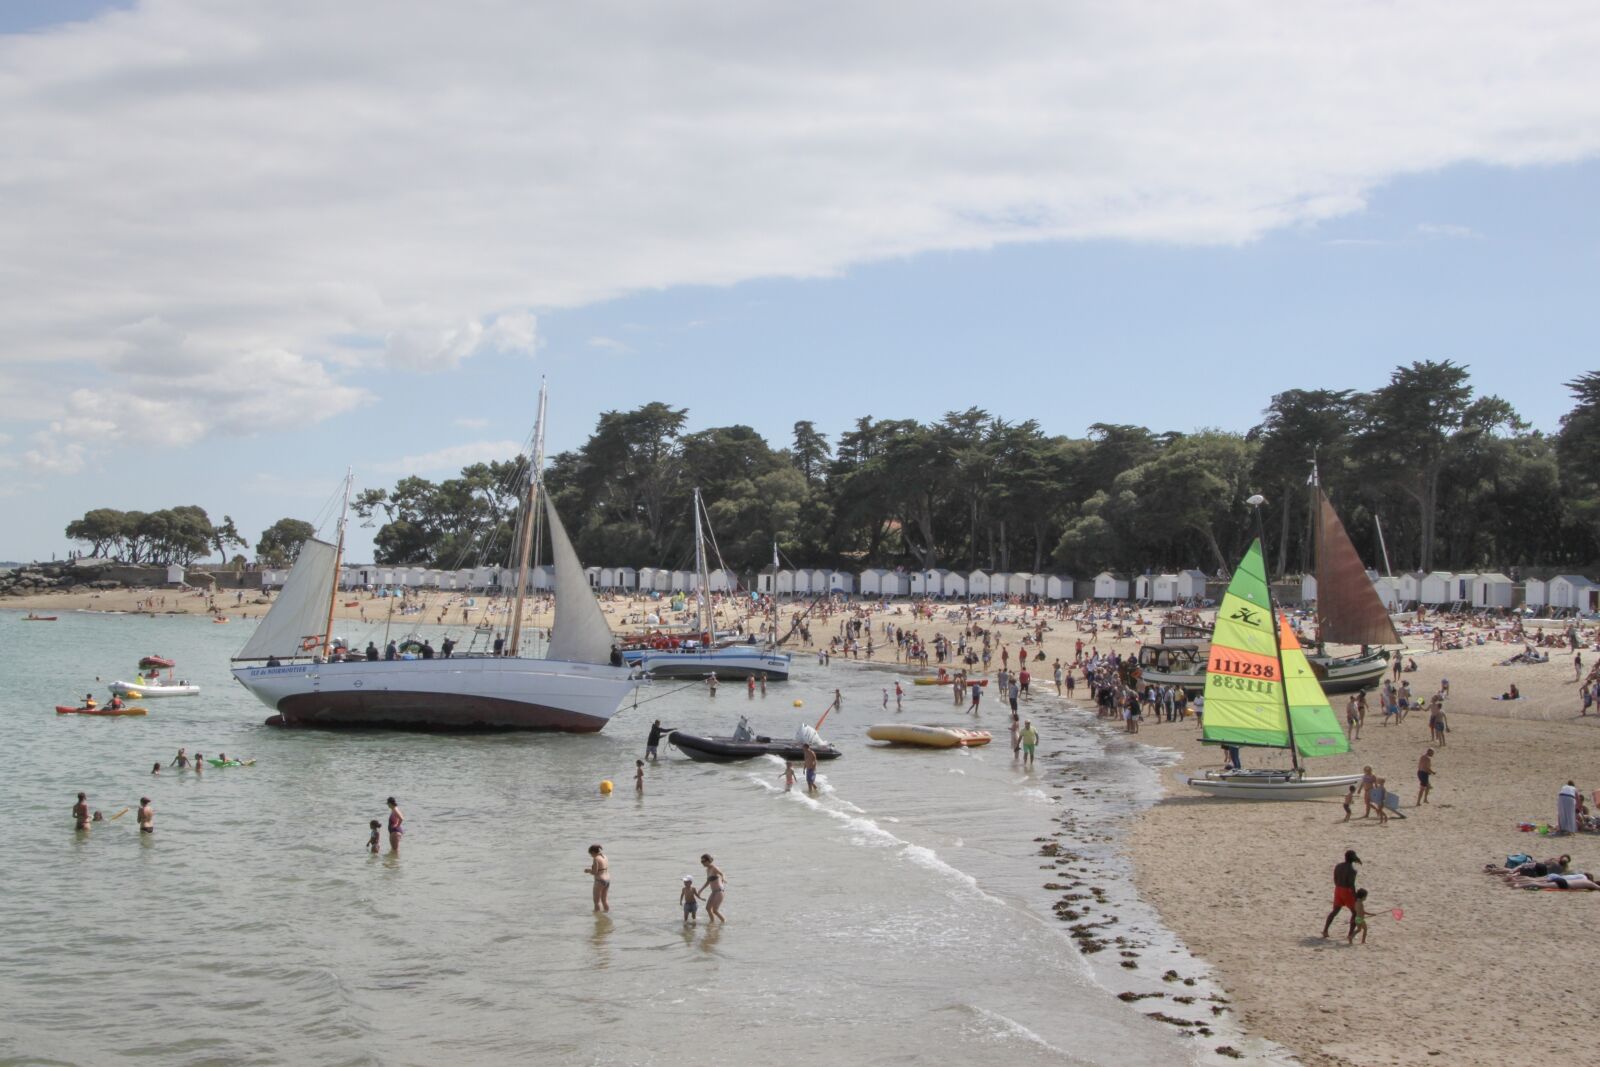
[1138, 478, 1396, 694]
[620, 487, 792, 681]
[1186, 534, 1361, 799]
[230, 389, 641, 731]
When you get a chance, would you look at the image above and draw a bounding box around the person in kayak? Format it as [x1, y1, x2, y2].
[82, 693, 96, 709]
[108, 694, 124, 711]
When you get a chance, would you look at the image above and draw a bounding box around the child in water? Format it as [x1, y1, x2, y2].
[367, 819, 381, 854]
[634, 759, 645, 794]
[782, 762, 797, 792]
[1347, 888, 1368, 944]
[680, 876, 700, 925]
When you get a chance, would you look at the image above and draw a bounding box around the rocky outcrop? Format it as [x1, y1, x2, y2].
[0, 559, 132, 596]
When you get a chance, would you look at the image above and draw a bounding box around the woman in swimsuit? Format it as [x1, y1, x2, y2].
[586, 844, 610, 912]
[699, 853, 727, 923]
[386, 797, 404, 852]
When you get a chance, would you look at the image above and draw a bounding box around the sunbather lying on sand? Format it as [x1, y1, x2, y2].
[1507, 872, 1600, 890]
[1485, 855, 1571, 878]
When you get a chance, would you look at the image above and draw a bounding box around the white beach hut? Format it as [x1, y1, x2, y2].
[1093, 572, 1130, 599]
[1176, 570, 1209, 601]
[989, 572, 1012, 598]
[808, 569, 831, 594]
[1006, 572, 1033, 597]
[421, 569, 443, 589]
[1134, 574, 1154, 601]
[707, 568, 735, 593]
[1027, 573, 1048, 598]
[1524, 578, 1547, 612]
[260, 567, 288, 589]
[637, 566, 662, 593]
[615, 566, 637, 591]
[1046, 574, 1074, 600]
[1373, 576, 1402, 611]
[669, 570, 692, 593]
[1451, 573, 1478, 604]
[1418, 571, 1455, 606]
[452, 568, 474, 591]
[1472, 573, 1514, 610]
[1548, 575, 1600, 613]
[967, 570, 991, 597]
[1151, 574, 1180, 602]
[829, 571, 854, 594]
[532, 565, 554, 591]
[909, 570, 935, 596]
[881, 571, 909, 597]
[651, 568, 672, 593]
[1299, 574, 1317, 603]
[1397, 571, 1423, 605]
[776, 569, 798, 595]
[584, 566, 601, 589]
[858, 569, 885, 596]
[944, 571, 968, 597]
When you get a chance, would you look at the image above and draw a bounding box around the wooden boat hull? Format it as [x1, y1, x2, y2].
[1185, 770, 1362, 800]
[867, 723, 991, 748]
[668, 731, 840, 763]
[1140, 649, 1389, 695]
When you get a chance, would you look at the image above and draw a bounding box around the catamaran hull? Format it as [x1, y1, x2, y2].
[1142, 651, 1389, 695]
[1185, 771, 1363, 800]
[625, 648, 792, 681]
[232, 658, 638, 732]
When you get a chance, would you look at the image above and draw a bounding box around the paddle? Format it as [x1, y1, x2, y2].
[108, 807, 130, 821]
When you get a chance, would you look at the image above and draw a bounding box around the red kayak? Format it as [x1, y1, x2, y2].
[139, 656, 175, 669]
[23, 614, 58, 621]
[56, 704, 148, 717]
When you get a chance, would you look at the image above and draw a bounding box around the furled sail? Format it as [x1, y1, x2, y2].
[234, 539, 337, 661]
[1315, 487, 1400, 647]
[543, 493, 616, 665]
[1199, 540, 1290, 749]
[1278, 614, 1351, 759]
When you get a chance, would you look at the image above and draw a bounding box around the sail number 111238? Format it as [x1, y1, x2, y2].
[1209, 656, 1278, 680]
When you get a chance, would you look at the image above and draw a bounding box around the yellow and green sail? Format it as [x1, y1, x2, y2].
[1200, 539, 1349, 759]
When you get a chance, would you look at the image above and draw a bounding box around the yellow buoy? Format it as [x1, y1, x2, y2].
[792, 699, 803, 708]
[599, 780, 613, 795]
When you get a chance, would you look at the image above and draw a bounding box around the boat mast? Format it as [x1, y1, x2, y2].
[1248, 493, 1300, 772]
[1310, 460, 1324, 650]
[693, 487, 709, 640]
[770, 539, 780, 649]
[320, 467, 353, 657]
[1373, 513, 1394, 578]
[507, 379, 548, 657]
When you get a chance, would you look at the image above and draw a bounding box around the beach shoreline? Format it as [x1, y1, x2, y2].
[10, 588, 1600, 1063]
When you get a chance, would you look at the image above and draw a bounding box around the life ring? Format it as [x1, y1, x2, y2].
[300, 637, 320, 651]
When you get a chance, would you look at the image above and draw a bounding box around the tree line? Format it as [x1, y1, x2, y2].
[68, 362, 1600, 578]
[63, 508, 317, 568]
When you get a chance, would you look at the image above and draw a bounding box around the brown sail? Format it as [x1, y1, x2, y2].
[1314, 487, 1400, 647]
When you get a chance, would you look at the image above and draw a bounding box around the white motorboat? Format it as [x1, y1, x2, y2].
[110, 679, 200, 697]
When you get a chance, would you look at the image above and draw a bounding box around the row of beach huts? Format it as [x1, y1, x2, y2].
[256, 562, 1600, 614]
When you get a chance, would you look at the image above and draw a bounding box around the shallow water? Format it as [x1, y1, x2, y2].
[2, 610, 1231, 1066]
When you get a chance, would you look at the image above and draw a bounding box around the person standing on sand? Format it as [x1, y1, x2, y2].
[586, 844, 611, 912]
[1346, 694, 1362, 741]
[1416, 749, 1436, 806]
[1360, 766, 1377, 818]
[1321, 850, 1362, 938]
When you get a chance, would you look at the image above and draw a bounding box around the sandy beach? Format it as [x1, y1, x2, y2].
[11, 584, 1600, 1063]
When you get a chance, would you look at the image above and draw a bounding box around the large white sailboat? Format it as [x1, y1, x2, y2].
[231, 391, 641, 732]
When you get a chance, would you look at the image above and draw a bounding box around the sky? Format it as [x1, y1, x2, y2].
[1, 1, 1597, 564]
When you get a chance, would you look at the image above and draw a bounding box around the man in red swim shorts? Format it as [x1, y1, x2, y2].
[1321, 849, 1362, 938]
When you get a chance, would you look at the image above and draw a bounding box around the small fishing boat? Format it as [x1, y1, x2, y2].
[109, 679, 200, 697]
[139, 655, 175, 669]
[911, 673, 986, 687]
[56, 704, 147, 716]
[668, 724, 840, 763]
[867, 723, 991, 748]
[23, 613, 58, 621]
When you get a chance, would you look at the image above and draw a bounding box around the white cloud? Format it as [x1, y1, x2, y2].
[1, 0, 1598, 469]
[374, 439, 525, 475]
[586, 335, 633, 354]
[1415, 222, 1482, 239]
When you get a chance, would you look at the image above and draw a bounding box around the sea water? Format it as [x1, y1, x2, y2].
[0, 610, 1237, 1066]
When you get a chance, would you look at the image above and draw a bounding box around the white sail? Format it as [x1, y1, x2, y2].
[235, 539, 338, 661]
[543, 494, 615, 665]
